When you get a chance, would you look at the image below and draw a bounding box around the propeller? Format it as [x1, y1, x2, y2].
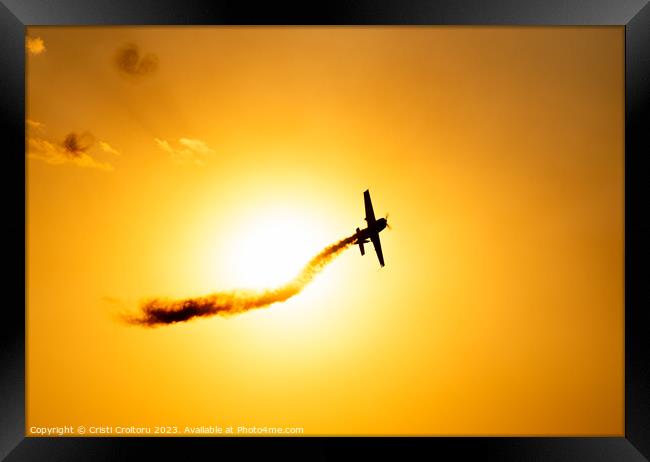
[385, 213, 392, 230]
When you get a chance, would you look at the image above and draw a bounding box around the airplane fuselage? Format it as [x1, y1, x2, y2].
[355, 218, 387, 243]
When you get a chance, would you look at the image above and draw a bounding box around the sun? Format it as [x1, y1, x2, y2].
[224, 207, 330, 290]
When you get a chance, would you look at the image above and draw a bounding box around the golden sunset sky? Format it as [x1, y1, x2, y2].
[26, 26, 623, 435]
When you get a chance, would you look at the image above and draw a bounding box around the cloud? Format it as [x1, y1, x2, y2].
[26, 36, 46, 55]
[114, 43, 159, 77]
[26, 119, 44, 131]
[28, 131, 114, 172]
[154, 137, 215, 166]
[99, 141, 121, 156]
[124, 234, 358, 327]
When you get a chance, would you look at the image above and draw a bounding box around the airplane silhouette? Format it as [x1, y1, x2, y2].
[355, 189, 389, 267]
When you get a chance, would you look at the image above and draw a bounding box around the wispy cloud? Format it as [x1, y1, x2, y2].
[28, 136, 114, 171]
[26, 123, 116, 171]
[99, 141, 121, 156]
[154, 137, 215, 166]
[26, 119, 44, 131]
[26, 36, 46, 55]
[114, 43, 158, 78]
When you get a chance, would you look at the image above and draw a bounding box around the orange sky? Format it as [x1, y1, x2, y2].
[26, 26, 623, 435]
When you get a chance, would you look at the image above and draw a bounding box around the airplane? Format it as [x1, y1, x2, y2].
[355, 189, 389, 267]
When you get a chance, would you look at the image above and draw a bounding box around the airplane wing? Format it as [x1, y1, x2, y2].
[370, 233, 385, 267]
[364, 189, 376, 225]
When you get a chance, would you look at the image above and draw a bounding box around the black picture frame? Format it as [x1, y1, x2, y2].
[2, 1, 649, 460]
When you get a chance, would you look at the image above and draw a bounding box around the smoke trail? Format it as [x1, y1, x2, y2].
[125, 234, 357, 327]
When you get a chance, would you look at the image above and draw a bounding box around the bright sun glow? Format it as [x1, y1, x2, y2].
[225, 209, 329, 290]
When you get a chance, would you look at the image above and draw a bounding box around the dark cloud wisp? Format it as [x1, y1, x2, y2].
[114, 43, 159, 77]
[61, 132, 94, 158]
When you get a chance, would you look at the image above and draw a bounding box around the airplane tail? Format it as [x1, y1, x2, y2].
[356, 227, 365, 256]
